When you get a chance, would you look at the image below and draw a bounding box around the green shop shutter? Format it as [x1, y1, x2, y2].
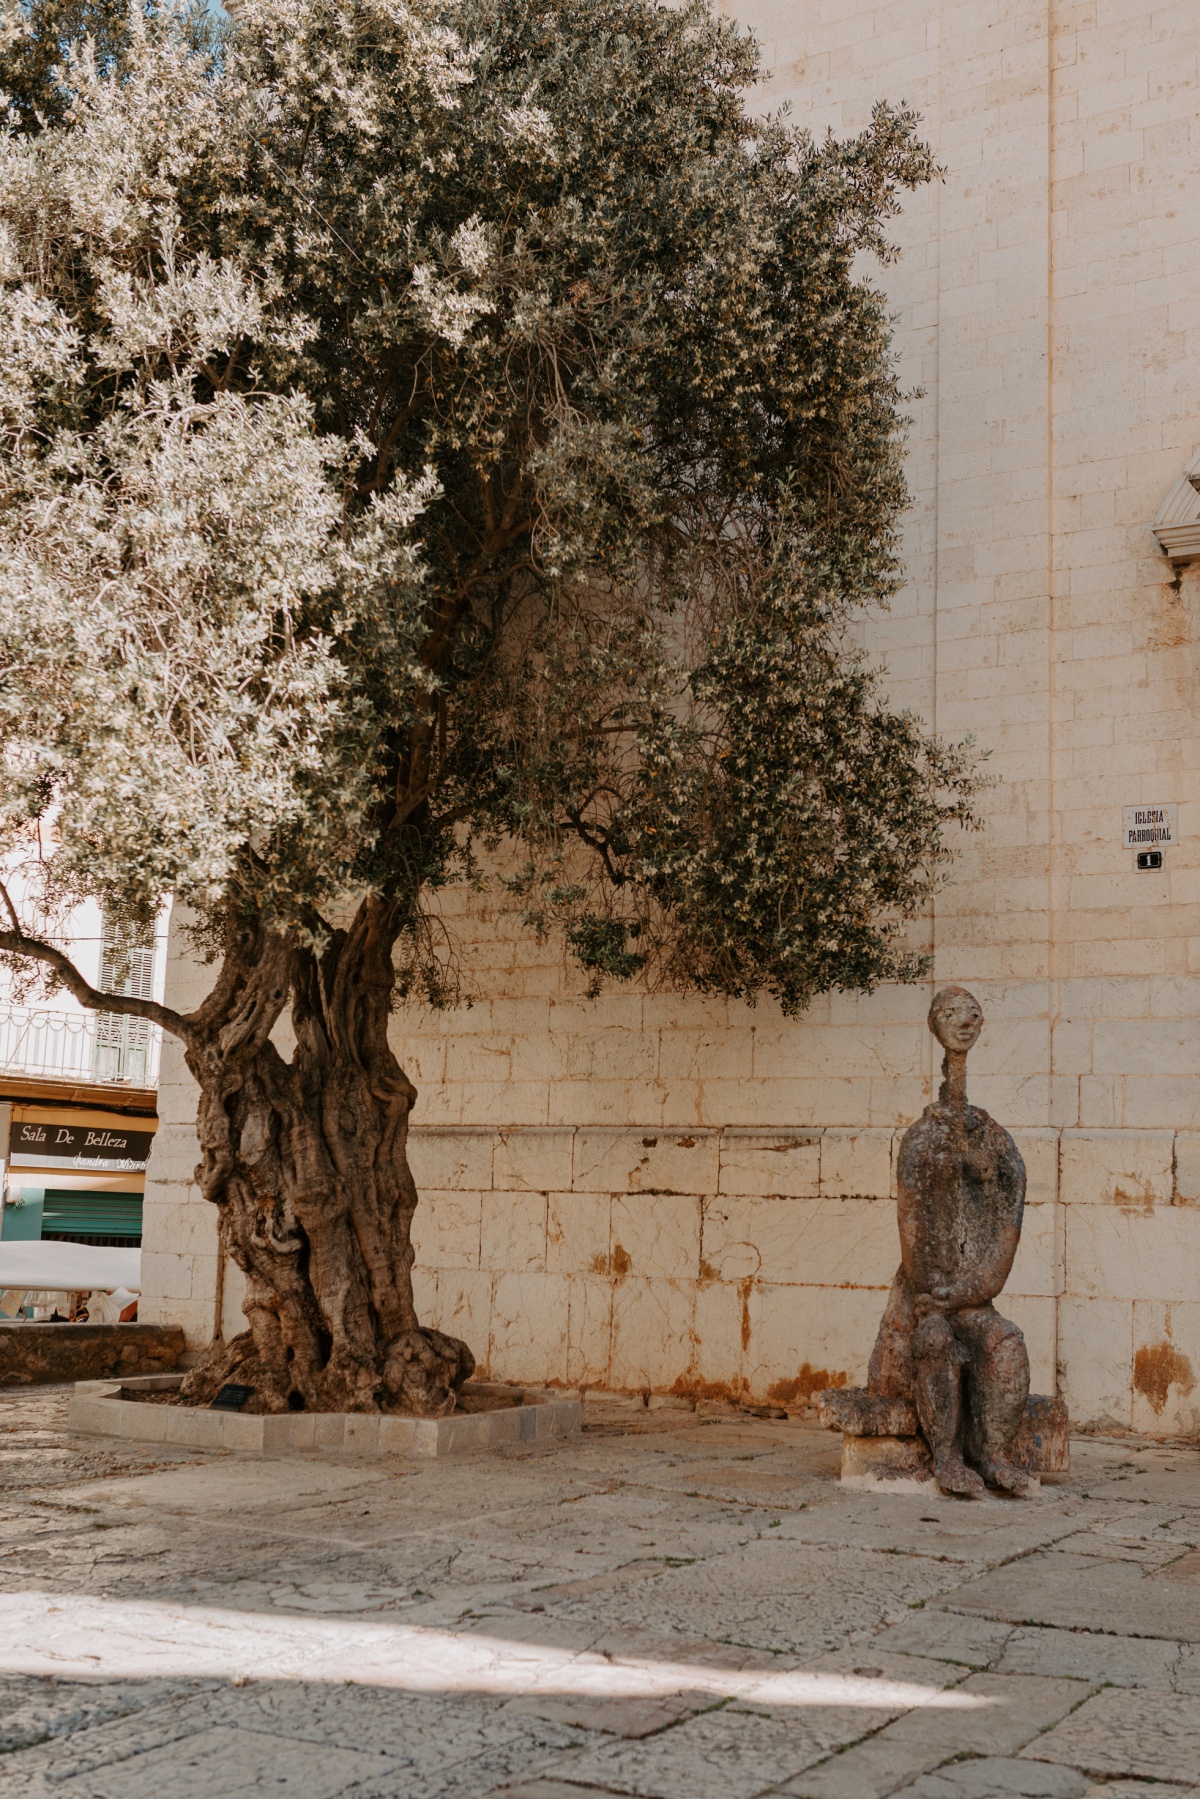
[40, 1190, 143, 1245]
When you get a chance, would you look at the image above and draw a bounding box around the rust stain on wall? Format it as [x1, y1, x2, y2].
[1115, 1179, 1156, 1216]
[738, 1276, 753, 1352]
[590, 1244, 633, 1280]
[766, 1364, 848, 1406]
[670, 1374, 748, 1404]
[697, 1259, 719, 1286]
[1133, 1339, 1194, 1415]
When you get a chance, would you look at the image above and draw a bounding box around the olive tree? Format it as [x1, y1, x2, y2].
[0, 0, 975, 1415]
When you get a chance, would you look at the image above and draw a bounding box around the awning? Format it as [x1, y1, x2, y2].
[0, 1240, 140, 1293]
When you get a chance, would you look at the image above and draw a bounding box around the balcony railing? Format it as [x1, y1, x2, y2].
[0, 1007, 161, 1089]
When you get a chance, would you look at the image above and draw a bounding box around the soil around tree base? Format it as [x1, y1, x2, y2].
[118, 1380, 527, 1415]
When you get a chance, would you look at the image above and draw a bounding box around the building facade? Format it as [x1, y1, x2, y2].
[0, 897, 163, 1314]
[142, 0, 1200, 1435]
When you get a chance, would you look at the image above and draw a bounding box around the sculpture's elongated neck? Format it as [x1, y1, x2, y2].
[939, 1048, 968, 1107]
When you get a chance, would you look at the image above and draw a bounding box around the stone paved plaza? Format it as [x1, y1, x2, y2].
[2, 1387, 1199, 1797]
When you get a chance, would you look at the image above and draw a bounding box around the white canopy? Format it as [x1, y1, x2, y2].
[0, 1240, 141, 1294]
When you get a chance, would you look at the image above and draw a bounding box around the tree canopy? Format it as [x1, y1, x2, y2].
[0, 0, 974, 1019]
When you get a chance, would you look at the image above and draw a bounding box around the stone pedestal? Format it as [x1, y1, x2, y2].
[818, 1388, 1070, 1492]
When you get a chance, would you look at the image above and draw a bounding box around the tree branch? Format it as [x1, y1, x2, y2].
[0, 913, 191, 1042]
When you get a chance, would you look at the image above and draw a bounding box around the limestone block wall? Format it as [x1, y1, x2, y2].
[140, 1042, 1200, 1436]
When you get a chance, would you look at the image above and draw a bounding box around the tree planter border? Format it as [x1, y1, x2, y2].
[68, 1374, 581, 1458]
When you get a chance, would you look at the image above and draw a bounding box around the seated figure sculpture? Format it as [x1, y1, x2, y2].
[857, 986, 1032, 1497]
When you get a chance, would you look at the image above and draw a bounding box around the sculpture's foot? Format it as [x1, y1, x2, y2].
[933, 1453, 986, 1499]
[979, 1454, 1034, 1496]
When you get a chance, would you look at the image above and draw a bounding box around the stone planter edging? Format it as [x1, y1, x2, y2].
[69, 1375, 581, 1458]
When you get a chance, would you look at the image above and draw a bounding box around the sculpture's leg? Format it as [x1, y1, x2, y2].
[913, 1313, 984, 1498]
[867, 1268, 917, 1399]
[957, 1307, 1032, 1494]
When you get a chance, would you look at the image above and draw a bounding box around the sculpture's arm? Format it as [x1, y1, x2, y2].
[914, 1216, 1021, 1316]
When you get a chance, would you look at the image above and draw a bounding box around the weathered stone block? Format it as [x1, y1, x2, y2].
[481, 1191, 547, 1272]
[815, 1388, 918, 1437]
[343, 1414, 381, 1452]
[1010, 1394, 1069, 1473]
[489, 1271, 569, 1385]
[717, 1129, 821, 1197]
[410, 1190, 481, 1271]
[1174, 1132, 1200, 1205]
[826, 1393, 1068, 1480]
[1003, 1294, 1058, 1393]
[493, 1127, 575, 1193]
[407, 1128, 494, 1192]
[427, 1270, 492, 1360]
[690, 1278, 748, 1399]
[819, 1128, 893, 1199]
[841, 1433, 932, 1487]
[610, 1191, 700, 1280]
[139, 1250, 194, 1302]
[743, 1282, 880, 1399]
[1007, 1201, 1060, 1299]
[609, 1277, 695, 1390]
[1059, 1129, 1174, 1208]
[573, 1128, 718, 1195]
[547, 1191, 610, 1276]
[1066, 1204, 1200, 1303]
[701, 1196, 896, 1288]
[1057, 1296, 1134, 1432]
[1010, 1128, 1061, 1207]
[565, 1275, 612, 1387]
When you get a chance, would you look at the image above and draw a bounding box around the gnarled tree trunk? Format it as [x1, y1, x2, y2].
[177, 898, 473, 1415]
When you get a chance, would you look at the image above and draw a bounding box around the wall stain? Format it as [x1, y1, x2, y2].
[697, 1259, 719, 1286]
[767, 1364, 848, 1407]
[590, 1243, 632, 1280]
[738, 1276, 753, 1352]
[1134, 1339, 1194, 1415]
[1149, 578, 1191, 650]
[1115, 1179, 1156, 1217]
[670, 1374, 748, 1404]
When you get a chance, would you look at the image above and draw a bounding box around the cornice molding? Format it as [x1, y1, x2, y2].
[1152, 446, 1200, 566]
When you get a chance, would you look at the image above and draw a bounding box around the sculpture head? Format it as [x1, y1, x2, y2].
[928, 985, 984, 1055]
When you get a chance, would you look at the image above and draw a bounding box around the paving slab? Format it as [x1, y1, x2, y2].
[995, 1624, 1181, 1688]
[896, 1757, 1090, 1797]
[935, 1548, 1200, 1641]
[1075, 1458, 1200, 1507]
[1021, 1688, 1200, 1785]
[52, 1724, 392, 1797]
[777, 1675, 1089, 1799]
[773, 1494, 1101, 1565]
[538, 1704, 835, 1799]
[869, 1611, 1016, 1670]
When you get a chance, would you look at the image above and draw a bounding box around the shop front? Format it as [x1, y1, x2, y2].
[0, 1106, 156, 1320]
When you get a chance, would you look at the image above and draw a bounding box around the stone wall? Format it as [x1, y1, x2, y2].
[141, 1044, 1200, 1436]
